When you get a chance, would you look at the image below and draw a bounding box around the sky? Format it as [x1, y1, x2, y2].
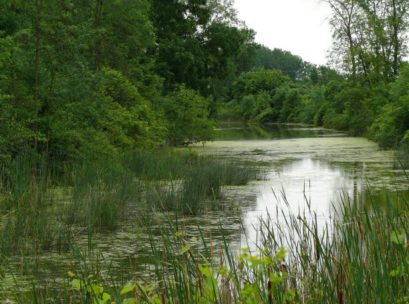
[234, 0, 333, 65]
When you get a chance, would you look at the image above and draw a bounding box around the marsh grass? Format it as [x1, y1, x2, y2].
[145, 158, 257, 214]
[60, 191, 409, 302]
[64, 160, 141, 231]
[0, 150, 256, 259]
[4, 185, 409, 303]
[124, 150, 196, 180]
[0, 154, 72, 256]
[395, 144, 409, 169]
[152, 189, 409, 303]
[6, 151, 409, 303]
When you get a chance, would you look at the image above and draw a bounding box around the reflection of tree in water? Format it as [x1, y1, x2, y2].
[214, 123, 339, 141]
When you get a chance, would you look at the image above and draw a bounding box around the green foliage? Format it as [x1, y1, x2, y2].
[233, 69, 291, 97]
[227, 69, 303, 123]
[370, 100, 409, 147]
[319, 84, 372, 134]
[0, 0, 240, 162]
[47, 68, 168, 161]
[368, 65, 409, 147]
[238, 43, 305, 80]
[151, 0, 251, 99]
[162, 86, 214, 145]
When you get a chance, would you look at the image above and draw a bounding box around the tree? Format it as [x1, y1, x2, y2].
[327, 0, 409, 83]
[151, 0, 252, 95]
[162, 86, 214, 145]
[235, 43, 307, 81]
[227, 69, 300, 122]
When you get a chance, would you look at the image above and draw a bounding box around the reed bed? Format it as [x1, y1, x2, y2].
[0, 150, 256, 256]
[1, 152, 408, 303]
[5, 187, 409, 303]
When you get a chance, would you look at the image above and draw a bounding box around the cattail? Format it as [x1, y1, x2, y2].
[268, 280, 274, 304]
[337, 289, 344, 304]
[220, 276, 233, 304]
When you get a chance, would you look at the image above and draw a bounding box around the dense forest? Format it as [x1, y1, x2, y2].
[1, 0, 408, 166]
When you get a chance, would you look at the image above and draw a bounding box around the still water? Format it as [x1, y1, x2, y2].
[193, 124, 407, 249]
[1, 124, 406, 297]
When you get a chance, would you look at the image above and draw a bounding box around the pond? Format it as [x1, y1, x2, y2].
[1, 124, 406, 300]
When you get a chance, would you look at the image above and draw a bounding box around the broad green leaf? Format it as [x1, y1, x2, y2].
[71, 279, 82, 290]
[199, 265, 213, 278]
[102, 293, 111, 302]
[89, 284, 104, 295]
[120, 283, 135, 295]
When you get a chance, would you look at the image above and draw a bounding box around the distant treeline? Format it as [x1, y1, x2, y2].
[0, 0, 408, 165]
[223, 0, 409, 149]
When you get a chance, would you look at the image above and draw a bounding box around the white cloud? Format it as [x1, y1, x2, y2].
[234, 0, 332, 65]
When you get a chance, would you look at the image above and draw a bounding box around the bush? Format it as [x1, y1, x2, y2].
[162, 86, 214, 145]
[369, 99, 409, 147]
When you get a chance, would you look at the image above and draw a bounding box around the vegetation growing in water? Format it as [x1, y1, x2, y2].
[4, 188, 409, 303]
[0, 150, 257, 255]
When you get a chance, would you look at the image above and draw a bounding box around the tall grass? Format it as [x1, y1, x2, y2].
[145, 158, 257, 214]
[395, 143, 409, 169]
[0, 154, 71, 256]
[0, 150, 257, 257]
[121, 189, 408, 303]
[5, 151, 409, 303]
[63, 160, 140, 231]
[10, 187, 409, 303]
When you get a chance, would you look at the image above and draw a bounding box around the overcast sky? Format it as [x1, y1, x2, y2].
[234, 0, 333, 65]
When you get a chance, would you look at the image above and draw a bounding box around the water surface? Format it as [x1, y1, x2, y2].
[194, 124, 406, 247]
[1, 124, 406, 298]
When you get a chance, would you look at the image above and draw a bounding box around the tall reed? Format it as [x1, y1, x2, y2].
[55, 189, 409, 303]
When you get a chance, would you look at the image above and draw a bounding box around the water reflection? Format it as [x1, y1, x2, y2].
[214, 122, 343, 141]
[1, 125, 406, 299]
[241, 158, 362, 249]
[196, 125, 406, 250]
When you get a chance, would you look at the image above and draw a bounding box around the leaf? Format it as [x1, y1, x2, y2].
[276, 248, 287, 261]
[120, 283, 135, 295]
[199, 265, 213, 278]
[102, 293, 111, 302]
[68, 271, 76, 278]
[122, 299, 137, 304]
[270, 273, 282, 285]
[391, 230, 406, 245]
[390, 264, 406, 278]
[71, 279, 82, 290]
[89, 284, 104, 295]
[180, 244, 193, 255]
